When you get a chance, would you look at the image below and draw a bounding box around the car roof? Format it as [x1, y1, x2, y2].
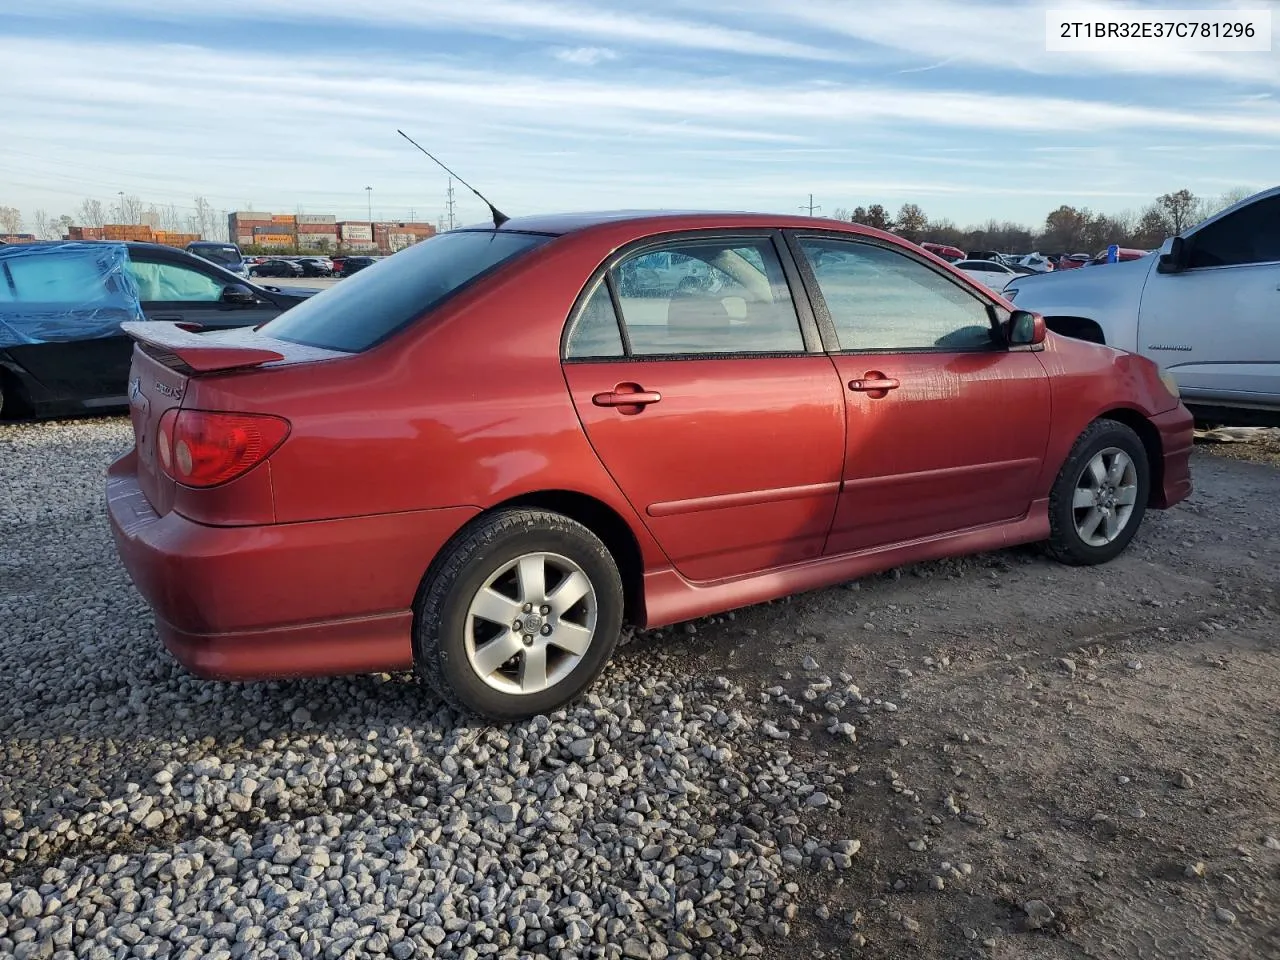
[459, 209, 883, 237]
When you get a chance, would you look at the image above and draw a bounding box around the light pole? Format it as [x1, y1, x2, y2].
[117, 191, 125, 224]
[365, 186, 372, 223]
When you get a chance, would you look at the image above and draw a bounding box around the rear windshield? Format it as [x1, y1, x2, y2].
[189, 245, 241, 266]
[259, 230, 552, 352]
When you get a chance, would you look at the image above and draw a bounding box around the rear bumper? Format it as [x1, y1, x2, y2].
[106, 451, 478, 680]
[1151, 404, 1194, 509]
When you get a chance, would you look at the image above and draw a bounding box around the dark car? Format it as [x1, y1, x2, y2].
[296, 258, 332, 278]
[338, 256, 377, 277]
[106, 211, 1192, 720]
[0, 241, 320, 419]
[251, 258, 304, 278]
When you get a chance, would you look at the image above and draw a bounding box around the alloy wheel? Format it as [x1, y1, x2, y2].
[1072, 446, 1139, 547]
[463, 551, 597, 695]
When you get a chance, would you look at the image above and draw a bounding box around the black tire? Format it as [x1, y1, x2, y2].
[413, 508, 624, 721]
[1046, 418, 1150, 566]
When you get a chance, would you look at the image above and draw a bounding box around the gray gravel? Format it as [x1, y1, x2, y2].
[0, 418, 874, 960]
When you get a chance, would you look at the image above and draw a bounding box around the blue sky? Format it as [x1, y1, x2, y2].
[1, 0, 1277, 232]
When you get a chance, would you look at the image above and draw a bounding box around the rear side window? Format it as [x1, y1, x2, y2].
[261, 230, 552, 352]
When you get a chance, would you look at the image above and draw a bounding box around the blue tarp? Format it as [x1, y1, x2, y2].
[0, 242, 144, 348]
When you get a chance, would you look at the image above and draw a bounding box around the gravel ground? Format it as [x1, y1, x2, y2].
[1, 417, 1278, 960]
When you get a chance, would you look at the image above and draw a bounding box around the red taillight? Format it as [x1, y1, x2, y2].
[158, 410, 290, 488]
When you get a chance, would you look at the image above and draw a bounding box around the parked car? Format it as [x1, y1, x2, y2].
[107, 211, 1192, 720]
[186, 241, 247, 278]
[1012, 253, 1055, 273]
[337, 256, 377, 277]
[295, 257, 333, 278]
[920, 242, 965, 263]
[1053, 254, 1091, 270]
[0, 241, 319, 419]
[1082, 247, 1152, 266]
[952, 258, 1022, 292]
[1005, 186, 1280, 426]
[251, 258, 304, 278]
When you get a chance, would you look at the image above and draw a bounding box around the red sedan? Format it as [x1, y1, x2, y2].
[107, 212, 1193, 720]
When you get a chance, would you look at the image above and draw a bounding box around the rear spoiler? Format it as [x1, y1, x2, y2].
[121, 321, 284, 374]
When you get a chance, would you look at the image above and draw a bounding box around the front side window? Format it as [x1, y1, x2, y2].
[579, 237, 803, 357]
[128, 260, 225, 302]
[799, 238, 996, 352]
[1187, 196, 1280, 268]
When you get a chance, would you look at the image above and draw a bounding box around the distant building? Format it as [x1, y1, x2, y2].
[65, 225, 200, 247]
[228, 211, 436, 254]
[0, 233, 37, 244]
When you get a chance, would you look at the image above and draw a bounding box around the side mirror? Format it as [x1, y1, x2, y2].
[1008, 309, 1046, 346]
[221, 283, 256, 305]
[1157, 235, 1187, 274]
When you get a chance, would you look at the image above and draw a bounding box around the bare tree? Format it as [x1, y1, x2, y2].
[56, 215, 74, 238]
[159, 204, 184, 233]
[1156, 189, 1198, 234]
[32, 209, 52, 239]
[1197, 187, 1254, 221]
[117, 194, 145, 225]
[0, 206, 24, 234]
[76, 199, 107, 227]
[830, 207, 851, 222]
[192, 196, 216, 239]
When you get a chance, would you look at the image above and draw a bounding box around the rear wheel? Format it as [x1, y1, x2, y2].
[1047, 419, 1150, 565]
[414, 508, 624, 720]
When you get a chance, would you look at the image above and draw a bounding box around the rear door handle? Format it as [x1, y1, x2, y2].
[593, 389, 662, 407]
[848, 377, 900, 392]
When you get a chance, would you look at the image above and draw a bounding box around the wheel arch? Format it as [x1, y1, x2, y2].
[1095, 407, 1164, 507]
[484, 490, 647, 625]
[1044, 315, 1106, 344]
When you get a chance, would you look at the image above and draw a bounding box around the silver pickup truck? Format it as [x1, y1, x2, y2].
[1006, 187, 1280, 427]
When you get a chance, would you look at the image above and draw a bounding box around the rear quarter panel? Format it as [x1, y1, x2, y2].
[1032, 333, 1182, 494]
[180, 231, 671, 567]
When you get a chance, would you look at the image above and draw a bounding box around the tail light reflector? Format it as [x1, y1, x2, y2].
[158, 410, 290, 487]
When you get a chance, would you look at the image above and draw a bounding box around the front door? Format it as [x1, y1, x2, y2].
[1138, 194, 1280, 410]
[788, 233, 1052, 555]
[561, 233, 846, 582]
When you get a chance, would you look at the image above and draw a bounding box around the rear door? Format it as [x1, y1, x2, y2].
[561, 232, 847, 582]
[787, 232, 1051, 555]
[1137, 194, 1280, 409]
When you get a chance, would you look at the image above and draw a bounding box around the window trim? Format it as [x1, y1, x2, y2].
[782, 230, 1008, 356]
[560, 229, 824, 363]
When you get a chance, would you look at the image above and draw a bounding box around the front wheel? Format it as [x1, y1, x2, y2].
[414, 508, 624, 720]
[1047, 419, 1150, 565]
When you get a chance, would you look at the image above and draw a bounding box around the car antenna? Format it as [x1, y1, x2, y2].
[396, 129, 509, 228]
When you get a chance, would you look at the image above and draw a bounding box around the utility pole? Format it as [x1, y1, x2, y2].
[445, 178, 457, 231]
[365, 186, 373, 222]
[800, 194, 821, 217]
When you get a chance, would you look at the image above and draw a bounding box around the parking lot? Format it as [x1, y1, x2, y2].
[1, 417, 1277, 960]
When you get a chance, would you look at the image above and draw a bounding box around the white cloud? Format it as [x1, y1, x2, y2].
[32, 0, 839, 61]
[553, 46, 619, 67]
[726, 0, 1280, 86]
[1, 33, 1277, 226]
